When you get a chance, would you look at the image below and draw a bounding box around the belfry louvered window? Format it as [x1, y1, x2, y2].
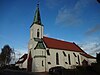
[37, 29, 39, 38]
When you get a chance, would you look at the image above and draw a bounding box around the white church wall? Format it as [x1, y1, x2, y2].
[34, 49, 45, 56]
[81, 55, 88, 62]
[15, 59, 27, 69]
[88, 58, 96, 65]
[32, 58, 35, 72]
[22, 58, 27, 69]
[34, 58, 45, 72]
[28, 40, 37, 51]
[45, 48, 82, 71]
[80, 54, 96, 65]
[32, 49, 46, 72]
[31, 48, 34, 58]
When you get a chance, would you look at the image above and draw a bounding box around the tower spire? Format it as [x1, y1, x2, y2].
[32, 3, 42, 26]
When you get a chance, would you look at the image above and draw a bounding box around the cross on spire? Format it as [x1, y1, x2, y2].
[37, 0, 40, 5]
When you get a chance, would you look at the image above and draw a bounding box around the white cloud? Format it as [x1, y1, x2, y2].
[44, 34, 50, 37]
[10, 48, 28, 63]
[55, 7, 81, 25]
[78, 37, 100, 56]
[15, 48, 27, 58]
[45, 0, 62, 9]
[56, 38, 65, 41]
[74, 0, 94, 10]
[55, 0, 96, 26]
[9, 48, 27, 64]
[85, 24, 100, 35]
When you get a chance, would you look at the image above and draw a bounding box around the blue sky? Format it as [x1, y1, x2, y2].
[0, 0, 100, 57]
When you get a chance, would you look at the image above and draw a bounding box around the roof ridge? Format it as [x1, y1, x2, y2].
[73, 42, 85, 53]
[43, 36, 73, 44]
[43, 36, 86, 52]
[80, 52, 95, 58]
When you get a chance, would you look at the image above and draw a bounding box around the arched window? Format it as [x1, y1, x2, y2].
[78, 55, 80, 65]
[68, 54, 71, 65]
[56, 53, 59, 65]
[37, 29, 39, 38]
[42, 60, 44, 67]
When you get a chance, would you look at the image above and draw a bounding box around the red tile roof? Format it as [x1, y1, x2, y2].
[43, 36, 84, 52]
[43, 36, 95, 59]
[16, 54, 27, 64]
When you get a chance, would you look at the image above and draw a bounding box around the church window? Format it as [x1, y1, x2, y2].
[47, 50, 50, 55]
[68, 54, 71, 65]
[65, 62, 68, 64]
[73, 53, 77, 57]
[56, 53, 59, 65]
[63, 51, 66, 56]
[37, 29, 39, 38]
[42, 60, 44, 67]
[48, 62, 51, 64]
[78, 55, 80, 65]
[76, 62, 78, 64]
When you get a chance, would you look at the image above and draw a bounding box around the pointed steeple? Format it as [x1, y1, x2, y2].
[32, 4, 42, 26]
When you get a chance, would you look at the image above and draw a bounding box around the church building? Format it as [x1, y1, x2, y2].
[27, 4, 96, 72]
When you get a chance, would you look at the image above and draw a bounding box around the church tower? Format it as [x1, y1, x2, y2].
[30, 4, 43, 39]
[28, 3, 44, 50]
[28, 3, 46, 72]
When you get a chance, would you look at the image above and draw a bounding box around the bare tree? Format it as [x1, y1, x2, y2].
[0, 45, 15, 65]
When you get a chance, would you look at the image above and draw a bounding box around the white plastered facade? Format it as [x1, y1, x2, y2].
[15, 58, 27, 69]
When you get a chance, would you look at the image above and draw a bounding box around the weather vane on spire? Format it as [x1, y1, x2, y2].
[37, 0, 40, 6]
